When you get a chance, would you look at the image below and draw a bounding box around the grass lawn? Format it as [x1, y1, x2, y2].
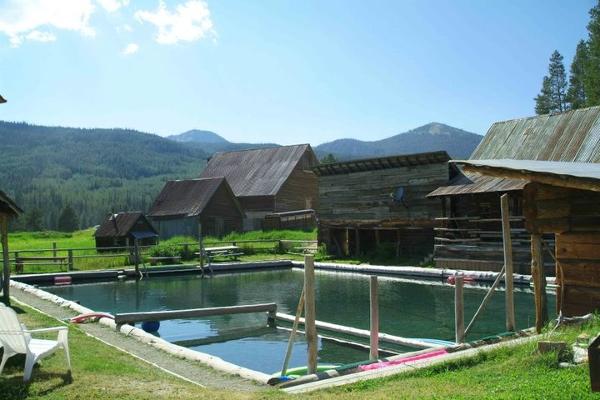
[3, 302, 600, 399]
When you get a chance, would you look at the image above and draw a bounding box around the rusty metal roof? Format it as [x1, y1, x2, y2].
[200, 144, 318, 197]
[0, 190, 23, 216]
[428, 107, 600, 197]
[148, 177, 232, 218]
[313, 151, 450, 176]
[95, 212, 157, 238]
[471, 106, 600, 162]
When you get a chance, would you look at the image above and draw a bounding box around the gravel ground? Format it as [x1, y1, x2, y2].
[9, 286, 267, 392]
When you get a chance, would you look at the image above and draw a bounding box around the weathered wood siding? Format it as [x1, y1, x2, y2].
[201, 183, 243, 236]
[318, 162, 449, 225]
[275, 169, 318, 212]
[153, 217, 199, 240]
[556, 232, 600, 316]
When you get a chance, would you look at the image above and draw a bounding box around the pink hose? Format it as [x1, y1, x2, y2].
[358, 349, 448, 371]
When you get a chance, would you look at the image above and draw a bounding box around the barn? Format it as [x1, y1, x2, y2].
[148, 177, 244, 239]
[428, 106, 600, 274]
[0, 190, 22, 305]
[314, 151, 455, 259]
[453, 159, 600, 320]
[200, 144, 319, 230]
[95, 212, 158, 249]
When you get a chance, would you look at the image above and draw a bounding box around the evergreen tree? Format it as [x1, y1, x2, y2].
[534, 76, 553, 115]
[57, 205, 79, 232]
[585, 1, 600, 106]
[24, 208, 44, 231]
[535, 51, 568, 114]
[320, 153, 338, 164]
[567, 40, 590, 109]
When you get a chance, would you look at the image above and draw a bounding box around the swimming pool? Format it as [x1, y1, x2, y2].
[42, 268, 554, 374]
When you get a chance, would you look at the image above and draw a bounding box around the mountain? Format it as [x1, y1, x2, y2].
[0, 121, 208, 230]
[168, 129, 278, 154]
[315, 123, 482, 160]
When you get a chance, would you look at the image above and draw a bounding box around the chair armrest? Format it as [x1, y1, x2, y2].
[24, 326, 68, 334]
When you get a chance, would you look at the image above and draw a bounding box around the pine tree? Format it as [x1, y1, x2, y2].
[57, 205, 79, 232]
[534, 76, 552, 115]
[585, 1, 600, 106]
[320, 153, 338, 164]
[567, 40, 590, 109]
[535, 51, 568, 114]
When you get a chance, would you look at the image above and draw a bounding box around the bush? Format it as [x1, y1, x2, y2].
[149, 243, 183, 258]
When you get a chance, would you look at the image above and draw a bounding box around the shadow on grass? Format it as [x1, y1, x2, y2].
[0, 371, 72, 400]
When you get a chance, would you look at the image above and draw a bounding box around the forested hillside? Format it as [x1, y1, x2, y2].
[0, 122, 208, 231]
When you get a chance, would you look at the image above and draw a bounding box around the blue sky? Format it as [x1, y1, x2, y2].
[0, 0, 594, 145]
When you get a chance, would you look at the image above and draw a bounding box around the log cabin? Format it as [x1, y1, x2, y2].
[428, 106, 600, 274]
[148, 177, 244, 239]
[452, 159, 600, 320]
[314, 151, 455, 259]
[200, 144, 319, 230]
[0, 190, 22, 305]
[95, 212, 158, 249]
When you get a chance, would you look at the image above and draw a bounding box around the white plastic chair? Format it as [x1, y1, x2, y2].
[0, 303, 71, 382]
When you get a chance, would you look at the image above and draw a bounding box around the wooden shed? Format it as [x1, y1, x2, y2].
[428, 106, 600, 274]
[200, 144, 319, 230]
[95, 212, 158, 249]
[148, 177, 244, 239]
[0, 190, 23, 305]
[314, 151, 455, 259]
[454, 159, 600, 320]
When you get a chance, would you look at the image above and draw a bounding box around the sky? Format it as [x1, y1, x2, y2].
[0, 0, 594, 145]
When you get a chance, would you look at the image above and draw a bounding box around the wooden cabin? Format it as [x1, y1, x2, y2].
[95, 212, 158, 249]
[428, 107, 600, 274]
[314, 151, 455, 259]
[454, 159, 600, 319]
[263, 209, 316, 231]
[148, 177, 244, 239]
[0, 190, 22, 305]
[200, 144, 319, 230]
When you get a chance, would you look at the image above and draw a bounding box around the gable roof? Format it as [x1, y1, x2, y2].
[148, 177, 238, 218]
[429, 107, 600, 197]
[199, 144, 318, 197]
[95, 212, 157, 238]
[313, 151, 451, 176]
[0, 190, 23, 217]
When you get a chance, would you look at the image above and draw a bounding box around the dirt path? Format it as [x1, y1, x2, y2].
[10, 286, 267, 392]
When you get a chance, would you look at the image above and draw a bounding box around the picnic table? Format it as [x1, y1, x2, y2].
[195, 245, 243, 262]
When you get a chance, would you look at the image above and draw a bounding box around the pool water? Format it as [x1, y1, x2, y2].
[43, 269, 554, 374]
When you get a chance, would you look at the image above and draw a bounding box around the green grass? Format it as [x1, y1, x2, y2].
[3, 303, 600, 399]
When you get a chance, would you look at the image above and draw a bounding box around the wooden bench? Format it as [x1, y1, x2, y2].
[196, 246, 244, 262]
[15, 256, 68, 273]
[147, 256, 182, 266]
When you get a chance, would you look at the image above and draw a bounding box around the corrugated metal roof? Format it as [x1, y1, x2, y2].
[429, 107, 600, 197]
[0, 190, 23, 216]
[148, 177, 228, 218]
[95, 212, 156, 238]
[471, 106, 600, 162]
[427, 172, 527, 197]
[313, 151, 450, 176]
[200, 144, 318, 197]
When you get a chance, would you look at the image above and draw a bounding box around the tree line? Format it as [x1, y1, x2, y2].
[535, 1, 600, 114]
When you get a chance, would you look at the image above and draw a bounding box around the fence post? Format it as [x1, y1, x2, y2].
[52, 242, 57, 260]
[198, 221, 204, 269]
[278, 240, 283, 254]
[531, 234, 548, 333]
[304, 255, 317, 374]
[67, 250, 73, 272]
[455, 275, 465, 343]
[370, 276, 379, 360]
[500, 194, 515, 332]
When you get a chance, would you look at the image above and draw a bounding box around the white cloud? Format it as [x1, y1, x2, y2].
[0, 0, 95, 47]
[117, 24, 133, 33]
[122, 42, 138, 55]
[25, 30, 56, 43]
[135, 0, 215, 45]
[97, 0, 129, 13]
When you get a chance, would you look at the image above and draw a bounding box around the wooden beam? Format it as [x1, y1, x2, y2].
[304, 255, 318, 374]
[370, 276, 379, 360]
[1, 215, 10, 306]
[454, 275, 464, 343]
[114, 303, 278, 325]
[531, 234, 548, 333]
[355, 229, 360, 256]
[501, 194, 516, 331]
